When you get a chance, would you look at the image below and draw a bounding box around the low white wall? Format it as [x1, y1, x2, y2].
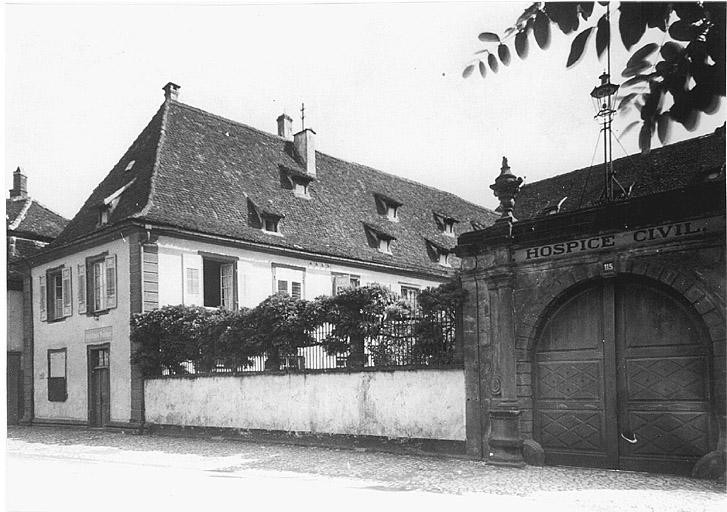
[145, 369, 465, 441]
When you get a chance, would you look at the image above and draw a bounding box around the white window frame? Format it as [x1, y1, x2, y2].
[86, 254, 117, 314]
[272, 264, 305, 300]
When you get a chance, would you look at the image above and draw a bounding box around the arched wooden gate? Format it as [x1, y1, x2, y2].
[533, 276, 714, 475]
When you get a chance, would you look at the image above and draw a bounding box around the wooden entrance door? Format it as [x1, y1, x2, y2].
[534, 277, 712, 474]
[88, 347, 110, 427]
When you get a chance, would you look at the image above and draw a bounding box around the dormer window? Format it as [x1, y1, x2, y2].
[425, 239, 452, 267]
[374, 193, 403, 222]
[363, 223, 396, 255]
[293, 179, 310, 198]
[262, 214, 281, 233]
[124, 160, 135, 172]
[433, 212, 458, 237]
[98, 179, 136, 227]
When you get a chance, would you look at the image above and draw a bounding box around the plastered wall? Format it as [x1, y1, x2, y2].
[145, 369, 465, 441]
[32, 238, 131, 423]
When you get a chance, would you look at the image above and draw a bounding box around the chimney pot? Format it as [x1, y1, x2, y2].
[10, 167, 28, 199]
[293, 129, 316, 177]
[277, 114, 293, 140]
[163, 82, 180, 101]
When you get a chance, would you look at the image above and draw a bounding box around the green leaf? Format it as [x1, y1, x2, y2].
[488, 53, 499, 73]
[626, 43, 659, 68]
[498, 43, 511, 66]
[478, 60, 487, 78]
[596, 14, 609, 58]
[515, 30, 529, 59]
[622, 60, 651, 78]
[657, 114, 671, 144]
[566, 27, 593, 67]
[478, 32, 501, 43]
[462, 64, 474, 78]
[638, 122, 652, 154]
[534, 10, 551, 49]
[660, 41, 683, 62]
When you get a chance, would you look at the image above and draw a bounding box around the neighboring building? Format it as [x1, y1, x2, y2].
[27, 83, 497, 429]
[6, 168, 68, 424]
[458, 126, 726, 476]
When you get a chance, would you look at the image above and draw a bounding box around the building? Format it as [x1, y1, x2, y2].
[27, 82, 497, 429]
[458, 126, 726, 476]
[6, 168, 68, 424]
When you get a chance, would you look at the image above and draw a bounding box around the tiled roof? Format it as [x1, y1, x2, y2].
[6, 197, 68, 240]
[52, 98, 498, 275]
[513, 126, 726, 221]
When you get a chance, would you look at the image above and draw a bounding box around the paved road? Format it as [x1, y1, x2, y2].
[6, 426, 726, 512]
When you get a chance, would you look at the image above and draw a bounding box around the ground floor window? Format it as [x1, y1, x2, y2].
[202, 259, 235, 309]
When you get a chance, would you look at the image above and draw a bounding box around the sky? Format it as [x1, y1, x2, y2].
[5, 1, 725, 219]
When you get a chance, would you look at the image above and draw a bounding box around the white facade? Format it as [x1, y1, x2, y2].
[31, 231, 448, 426]
[32, 238, 131, 423]
[154, 235, 443, 309]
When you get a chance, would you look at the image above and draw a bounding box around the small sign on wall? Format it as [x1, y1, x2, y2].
[85, 326, 112, 343]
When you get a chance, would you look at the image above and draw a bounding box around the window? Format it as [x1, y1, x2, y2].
[332, 274, 360, 295]
[293, 179, 310, 198]
[273, 264, 304, 300]
[439, 251, 451, 267]
[434, 212, 458, 236]
[40, 267, 72, 322]
[202, 259, 235, 309]
[262, 214, 281, 233]
[400, 286, 420, 309]
[379, 237, 392, 254]
[186, 268, 200, 295]
[124, 160, 135, 172]
[47, 348, 67, 402]
[98, 206, 110, 226]
[443, 220, 456, 235]
[374, 193, 402, 222]
[86, 254, 117, 314]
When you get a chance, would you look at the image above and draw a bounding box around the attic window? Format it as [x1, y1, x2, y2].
[98, 179, 136, 227]
[471, 220, 486, 231]
[363, 223, 396, 254]
[425, 239, 451, 267]
[438, 251, 451, 267]
[433, 212, 458, 236]
[124, 160, 135, 172]
[293, 179, 310, 198]
[374, 193, 403, 222]
[262, 214, 281, 234]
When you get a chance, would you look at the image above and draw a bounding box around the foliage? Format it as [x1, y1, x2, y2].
[465, 2, 725, 153]
[412, 278, 466, 364]
[130, 305, 218, 377]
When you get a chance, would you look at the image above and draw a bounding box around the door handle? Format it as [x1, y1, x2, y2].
[620, 432, 638, 444]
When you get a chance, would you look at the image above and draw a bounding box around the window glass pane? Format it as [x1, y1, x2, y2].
[54, 274, 63, 319]
[93, 262, 105, 311]
[220, 263, 234, 309]
[277, 280, 288, 295]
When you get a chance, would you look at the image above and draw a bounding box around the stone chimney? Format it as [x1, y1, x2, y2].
[163, 82, 180, 101]
[277, 114, 293, 140]
[293, 128, 316, 177]
[10, 167, 28, 199]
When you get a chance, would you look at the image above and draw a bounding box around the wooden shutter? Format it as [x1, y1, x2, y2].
[182, 253, 203, 306]
[62, 267, 73, 317]
[105, 255, 117, 309]
[220, 263, 234, 310]
[291, 282, 302, 300]
[77, 264, 87, 314]
[39, 275, 47, 321]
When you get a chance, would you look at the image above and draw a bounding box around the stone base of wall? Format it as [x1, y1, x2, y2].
[146, 423, 467, 458]
[31, 417, 143, 434]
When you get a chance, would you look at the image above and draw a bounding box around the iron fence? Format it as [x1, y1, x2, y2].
[161, 310, 459, 376]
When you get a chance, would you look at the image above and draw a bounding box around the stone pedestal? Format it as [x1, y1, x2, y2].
[488, 400, 525, 467]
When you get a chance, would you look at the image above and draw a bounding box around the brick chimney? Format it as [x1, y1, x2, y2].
[277, 114, 293, 140]
[293, 129, 316, 177]
[163, 82, 180, 101]
[10, 167, 27, 199]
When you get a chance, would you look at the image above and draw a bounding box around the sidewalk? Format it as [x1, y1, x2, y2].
[7, 425, 726, 512]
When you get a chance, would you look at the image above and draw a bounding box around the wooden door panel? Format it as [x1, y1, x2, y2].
[626, 356, 708, 401]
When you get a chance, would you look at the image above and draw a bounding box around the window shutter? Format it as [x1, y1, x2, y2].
[291, 281, 302, 300]
[220, 263, 234, 310]
[77, 264, 87, 314]
[182, 253, 203, 306]
[62, 267, 73, 317]
[333, 275, 350, 295]
[39, 275, 47, 321]
[105, 255, 117, 309]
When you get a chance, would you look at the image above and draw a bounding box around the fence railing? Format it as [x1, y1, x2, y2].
[161, 311, 460, 376]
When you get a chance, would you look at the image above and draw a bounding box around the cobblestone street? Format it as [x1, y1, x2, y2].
[6, 426, 726, 512]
